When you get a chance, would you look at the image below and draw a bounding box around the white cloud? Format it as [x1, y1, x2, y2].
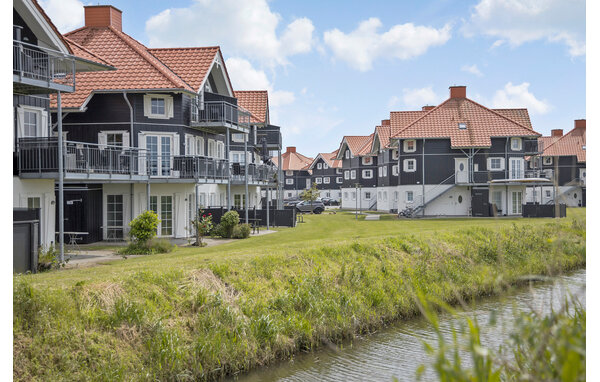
[145, 0, 315, 66]
[38, 0, 84, 32]
[323, 18, 451, 71]
[270, 91, 295, 107]
[400, 86, 443, 109]
[491, 82, 550, 115]
[461, 64, 483, 77]
[465, 0, 585, 57]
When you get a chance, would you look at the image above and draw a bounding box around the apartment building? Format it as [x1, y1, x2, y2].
[308, 150, 343, 201]
[337, 134, 378, 210]
[272, 146, 313, 200]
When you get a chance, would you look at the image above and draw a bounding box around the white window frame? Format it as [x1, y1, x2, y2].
[315, 177, 323, 184]
[207, 139, 216, 157]
[403, 140, 416, 153]
[543, 156, 553, 165]
[196, 136, 204, 156]
[286, 170, 294, 176]
[344, 170, 349, 180]
[317, 163, 323, 169]
[487, 157, 505, 171]
[392, 165, 399, 176]
[323, 163, 329, 169]
[392, 149, 399, 160]
[232, 133, 245, 143]
[286, 178, 294, 185]
[350, 170, 356, 179]
[336, 177, 343, 183]
[378, 167, 383, 177]
[403, 159, 416, 172]
[362, 169, 373, 179]
[362, 157, 373, 165]
[364, 191, 371, 200]
[336, 168, 343, 174]
[383, 166, 388, 177]
[143, 94, 173, 119]
[345, 149, 351, 159]
[406, 191, 414, 203]
[16, 105, 48, 139]
[323, 177, 330, 184]
[511, 137, 522, 151]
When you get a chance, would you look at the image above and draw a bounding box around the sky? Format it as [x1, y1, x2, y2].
[39, 0, 586, 158]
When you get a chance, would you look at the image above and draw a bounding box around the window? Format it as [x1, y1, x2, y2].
[406, 191, 414, 203]
[207, 139, 216, 157]
[383, 166, 387, 177]
[545, 190, 551, 198]
[23, 111, 38, 137]
[458, 122, 467, 130]
[336, 168, 343, 174]
[286, 178, 294, 185]
[323, 177, 330, 184]
[232, 133, 245, 142]
[27, 197, 41, 209]
[543, 157, 553, 165]
[509, 158, 524, 179]
[403, 140, 416, 153]
[234, 194, 246, 208]
[392, 165, 399, 176]
[216, 142, 225, 159]
[344, 171, 349, 180]
[287, 192, 293, 198]
[326, 192, 331, 197]
[487, 157, 505, 171]
[199, 193, 206, 208]
[160, 196, 173, 236]
[146, 135, 172, 177]
[350, 170, 356, 179]
[196, 137, 204, 155]
[315, 177, 323, 184]
[286, 170, 294, 176]
[392, 149, 399, 160]
[364, 192, 371, 200]
[336, 177, 343, 183]
[403, 159, 416, 172]
[144, 95, 173, 119]
[185, 135, 196, 155]
[362, 169, 373, 179]
[306, 179, 311, 189]
[378, 167, 383, 177]
[323, 163, 329, 169]
[492, 191, 503, 212]
[344, 192, 349, 200]
[394, 191, 399, 201]
[511, 191, 522, 214]
[362, 157, 372, 165]
[511, 137, 522, 151]
[107, 195, 124, 239]
[317, 163, 323, 169]
[351, 192, 356, 200]
[345, 149, 351, 159]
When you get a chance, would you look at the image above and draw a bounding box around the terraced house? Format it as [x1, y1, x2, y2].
[308, 150, 343, 201]
[14, 4, 278, 251]
[337, 134, 378, 210]
[13, 0, 114, 268]
[273, 146, 313, 200]
[526, 119, 586, 207]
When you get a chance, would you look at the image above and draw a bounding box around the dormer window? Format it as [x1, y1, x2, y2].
[144, 94, 173, 119]
[511, 137, 522, 151]
[403, 140, 416, 153]
[583, 145, 586, 150]
[458, 123, 467, 130]
[345, 149, 351, 159]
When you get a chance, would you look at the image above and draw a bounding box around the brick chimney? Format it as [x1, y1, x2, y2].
[551, 129, 563, 137]
[574, 119, 586, 129]
[381, 119, 390, 126]
[422, 105, 435, 111]
[449, 86, 466, 99]
[84, 5, 123, 31]
[286, 146, 296, 154]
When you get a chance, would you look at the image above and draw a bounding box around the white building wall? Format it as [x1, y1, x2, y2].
[319, 189, 342, 201]
[341, 187, 377, 210]
[13, 177, 56, 249]
[376, 186, 398, 212]
[489, 184, 527, 216]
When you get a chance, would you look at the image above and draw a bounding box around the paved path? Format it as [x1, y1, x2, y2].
[364, 214, 380, 220]
[64, 230, 277, 269]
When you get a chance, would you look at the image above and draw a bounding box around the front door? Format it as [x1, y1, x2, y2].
[455, 158, 469, 183]
[471, 188, 490, 217]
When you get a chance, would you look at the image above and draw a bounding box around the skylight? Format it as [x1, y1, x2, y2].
[458, 123, 467, 130]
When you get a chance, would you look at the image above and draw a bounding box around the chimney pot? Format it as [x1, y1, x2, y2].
[422, 105, 435, 111]
[574, 119, 586, 129]
[381, 119, 390, 126]
[84, 5, 123, 31]
[286, 146, 296, 153]
[551, 129, 563, 137]
[449, 86, 466, 99]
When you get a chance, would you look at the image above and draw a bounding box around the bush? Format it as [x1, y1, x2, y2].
[129, 211, 160, 245]
[37, 245, 62, 272]
[119, 238, 175, 255]
[211, 223, 227, 238]
[232, 224, 251, 239]
[218, 211, 240, 238]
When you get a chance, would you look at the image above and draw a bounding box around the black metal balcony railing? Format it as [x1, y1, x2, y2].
[257, 126, 282, 149]
[523, 139, 543, 154]
[191, 100, 251, 131]
[230, 163, 277, 184]
[13, 40, 76, 92]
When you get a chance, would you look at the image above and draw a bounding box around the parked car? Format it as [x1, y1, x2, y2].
[321, 197, 339, 206]
[284, 199, 301, 207]
[295, 200, 325, 214]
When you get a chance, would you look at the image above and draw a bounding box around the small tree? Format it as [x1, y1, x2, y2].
[220, 210, 240, 238]
[191, 210, 213, 247]
[301, 182, 320, 212]
[129, 210, 160, 247]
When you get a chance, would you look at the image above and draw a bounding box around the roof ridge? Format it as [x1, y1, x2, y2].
[465, 97, 535, 132]
[392, 99, 450, 137]
[543, 125, 585, 153]
[148, 46, 221, 51]
[107, 26, 192, 91]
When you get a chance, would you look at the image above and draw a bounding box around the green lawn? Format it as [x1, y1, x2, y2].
[26, 208, 585, 288]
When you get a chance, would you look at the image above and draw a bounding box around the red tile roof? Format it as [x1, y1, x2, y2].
[374, 125, 391, 149]
[310, 150, 342, 169]
[64, 37, 114, 67]
[341, 135, 374, 157]
[390, 111, 426, 136]
[541, 124, 586, 163]
[493, 108, 533, 130]
[391, 97, 539, 148]
[271, 149, 313, 171]
[234, 90, 269, 124]
[148, 47, 222, 91]
[52, 25, 210, 108]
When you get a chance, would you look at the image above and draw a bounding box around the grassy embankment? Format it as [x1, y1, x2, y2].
[14, 209, 586, 381]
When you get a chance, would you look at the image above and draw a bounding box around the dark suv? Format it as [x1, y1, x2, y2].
[295, 200, 325, 214]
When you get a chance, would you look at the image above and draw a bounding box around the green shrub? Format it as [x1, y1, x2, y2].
[129, 211, 160, 245]
[232, 223, 251, 239]
[211, 223, 227, 238]
[220, 211, 240, 238]
[119, 238, 175, 255]
[37, 245, 61, 272]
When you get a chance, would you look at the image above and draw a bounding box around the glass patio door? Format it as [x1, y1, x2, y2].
[511, 191, 522, 214]
[149, 195, 173, 236]
[147, 135, 172, 176]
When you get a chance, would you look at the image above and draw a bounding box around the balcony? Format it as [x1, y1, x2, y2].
[523, 139, 544, 155]
[16, 138, 229, 183]
[230, 163, 277, 185]
[13, 40, 76, 94]
[257, 125, 282, 150]
[191, 100, 251, 134]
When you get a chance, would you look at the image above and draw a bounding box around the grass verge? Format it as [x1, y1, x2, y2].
[14, 215, 585, 381]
